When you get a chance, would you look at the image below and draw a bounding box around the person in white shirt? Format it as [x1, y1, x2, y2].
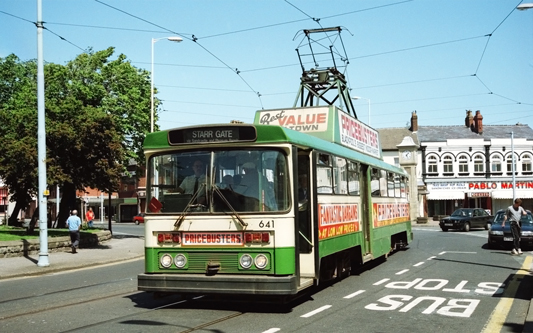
[502, 198, 528, 255]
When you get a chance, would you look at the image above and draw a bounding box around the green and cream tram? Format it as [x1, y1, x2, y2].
[138, 106, 412, 296]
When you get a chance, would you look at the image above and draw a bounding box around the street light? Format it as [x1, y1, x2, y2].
[151, 36, 183, 132]
[517, 3, 533, 10]
[352, 96, 371, 126]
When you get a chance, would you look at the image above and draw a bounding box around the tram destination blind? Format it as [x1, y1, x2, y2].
[168, 126, 257, 145]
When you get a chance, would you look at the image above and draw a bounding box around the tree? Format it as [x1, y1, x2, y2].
[0, 55, 39, 226]
[0, 48, 152, 227]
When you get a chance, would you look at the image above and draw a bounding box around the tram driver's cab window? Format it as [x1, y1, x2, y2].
[316, 153, 333, 193]
[149, 149, 289, 213]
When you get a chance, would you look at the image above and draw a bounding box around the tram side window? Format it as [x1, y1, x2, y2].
[316, 153, 333, 193]
[400, 176, 407, 198]
[348, 161, 360, 195]
[334, 157, 348, 194]
[394, 174, 401, 197]
[387, 172, 395, 197]
[371, 168, 380, 196]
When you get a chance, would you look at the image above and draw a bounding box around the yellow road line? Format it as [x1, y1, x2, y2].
[482, 255, 532, 333]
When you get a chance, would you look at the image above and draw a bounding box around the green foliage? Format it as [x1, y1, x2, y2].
[0, 48, 151, 216]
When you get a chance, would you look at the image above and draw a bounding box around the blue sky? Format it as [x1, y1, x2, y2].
[1, 0, 532, 131]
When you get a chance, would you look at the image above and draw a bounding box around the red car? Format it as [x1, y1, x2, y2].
[133, 213, 145, 225]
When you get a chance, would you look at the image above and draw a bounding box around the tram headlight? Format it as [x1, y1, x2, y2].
[160, 253, 173, 268]
[240, 254, 253, 269]
[254, 254, 268, 269]
[174, 253, 187, 268]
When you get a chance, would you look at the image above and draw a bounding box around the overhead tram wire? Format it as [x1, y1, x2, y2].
[4, 1, 527, 113]
[0, 10, 89, 53]
[94, 0, 265, 110]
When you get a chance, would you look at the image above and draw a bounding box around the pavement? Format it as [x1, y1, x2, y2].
[0, 227, 145, 281]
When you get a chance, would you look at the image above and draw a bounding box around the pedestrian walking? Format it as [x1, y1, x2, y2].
[67, 210, 82, 254]
[502, 198, 528, 255]
[85, 207, 95, 228]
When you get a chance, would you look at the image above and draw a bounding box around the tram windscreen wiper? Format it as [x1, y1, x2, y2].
[211, 185, 248, 227]
[174, 184, 207, 229]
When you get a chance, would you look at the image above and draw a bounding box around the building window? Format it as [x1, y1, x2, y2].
[458, 155, 469, 174]
[394, 157, 399, 167]
[491, 155, 502, 173]
[523, 154, 532, 173]
[443, 155, 453, 174]
[427, 156, 438, 174]
[474, 154, 484, 173]
[506, 154, 518, 175]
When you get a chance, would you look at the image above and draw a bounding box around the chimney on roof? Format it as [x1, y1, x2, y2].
[410, 111, 418, 132]
[465, 110, 474, 129]
[473, 110, 483, 134]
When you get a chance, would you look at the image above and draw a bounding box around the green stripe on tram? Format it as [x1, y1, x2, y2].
[144, 246, 296, 275]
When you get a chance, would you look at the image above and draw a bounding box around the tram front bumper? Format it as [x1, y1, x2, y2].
[138, 273, 299, 295]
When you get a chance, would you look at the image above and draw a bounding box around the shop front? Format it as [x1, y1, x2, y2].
[426, 181, 533, 218]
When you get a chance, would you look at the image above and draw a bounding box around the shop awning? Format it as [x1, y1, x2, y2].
[492, 190, 533, 199]
[426, 191, 465, 200]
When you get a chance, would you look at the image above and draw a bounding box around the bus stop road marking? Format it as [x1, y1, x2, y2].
[481, 255, 532, 333]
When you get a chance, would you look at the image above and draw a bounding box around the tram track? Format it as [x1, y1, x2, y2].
[2, 286, 247, 332]
[0, 288, 139, 321]
[0, 277, 135, 305]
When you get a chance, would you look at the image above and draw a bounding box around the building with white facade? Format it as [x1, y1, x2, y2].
[379, 110, 533, 219]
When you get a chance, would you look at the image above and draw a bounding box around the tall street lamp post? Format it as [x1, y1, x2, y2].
[151, 36, 182, 132]
[352, 96, 371, 126]
[514, 3, 532, 200]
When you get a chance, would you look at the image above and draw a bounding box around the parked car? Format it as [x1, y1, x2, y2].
[133, 213, 145, 225]
[487, 209, 533, 249]
[439, 208, 493, 232]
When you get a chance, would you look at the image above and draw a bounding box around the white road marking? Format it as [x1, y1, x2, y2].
[344, 290, 365, 299]
[438, 251, 446, 255]
[427, 256, 437, 260]
[262, 329, 280, 333]
[396, 269, 409, 275]
[443, 251, 477, 254]
[413, 262, 425, 267]
[374, 278, 390, 285]
[301, 305, 332, 318]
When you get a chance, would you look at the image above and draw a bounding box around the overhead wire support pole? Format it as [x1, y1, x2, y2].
[36, 0, 50, 267]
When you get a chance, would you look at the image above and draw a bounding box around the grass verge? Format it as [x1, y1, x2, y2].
[0, 225, 100, 242]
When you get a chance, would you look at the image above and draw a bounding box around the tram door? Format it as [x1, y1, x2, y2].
[361, 164, 372, 255]
[296, 150, 315, 278]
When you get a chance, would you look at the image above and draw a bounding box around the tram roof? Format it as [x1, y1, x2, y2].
[145, 123, 406, 176]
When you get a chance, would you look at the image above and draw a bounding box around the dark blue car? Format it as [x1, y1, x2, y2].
[487, 209, 533, 249]
[439, 208, 493, 232]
